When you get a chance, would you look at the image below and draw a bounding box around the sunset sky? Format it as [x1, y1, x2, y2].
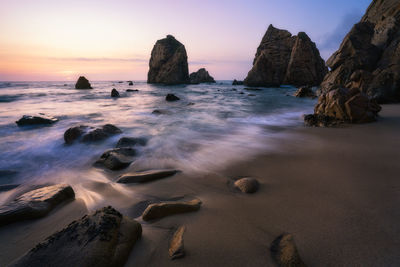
[0, 0, 371, 81]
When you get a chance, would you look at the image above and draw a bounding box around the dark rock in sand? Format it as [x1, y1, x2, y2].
[111, 88, 120, 97]
[234, 177, 260, 193]
[126, 89, 139, 92]
[232, 79, 244, 85]
[166, 94, 180, 101]
[189, 68, 216, 84]
[128, 81, 133, 86]
[0, 184, 75, 226]
[10, 206, 142, 267]
[16, 114, 58, 126]
[244, 25, 327, 87]
[64, 125, 88, 144]
[319, 0, 400, 103]
[271, 233, 307, 267]
[81, 124, 122, 143]
[116, 169, 179, 184]
[94, 148, 136, 171]
[147, 35, 189, 85]
[294, 86, 316, 98]
[75, 76, 92, 89]
[116, 137, 147, 148]
[169, 225, 186, 260]
[142, 199, 202, 221]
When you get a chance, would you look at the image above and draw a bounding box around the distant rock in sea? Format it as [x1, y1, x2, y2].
[189, 68, 216, 84]
[232, 79, 244, 85]
[244, 24, 327, 87]
[147, 35, 189, 85]
[75, 76, 92, 89]
[166, 94, 180, 101]
[319, 0, 400, 103]
[111, 88, 120, 97]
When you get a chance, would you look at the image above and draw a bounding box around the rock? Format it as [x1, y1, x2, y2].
[142, 199, 202, 221]
[16, 114, 58, 126]
[166, 94, 180, 101]
[232, 79, 244, 85]
[9, 206, 142, 267]
[294, 86, 316, 98]
[116, 169, 179, 184]
[116, 137, 147, 148]
[147, 35, 189, 84]
[94, 148, 135, 171]
[152, 109, 171, 115]
[81, 124, 122, 143]
[169, 226, 186, 260]
[111, 88, 120, 97]
[75, 76, 92, 89]
[244, 25, 327, 87]
[244, 87, 262, 91]
[0, 184, 75, 226]
[189, 68, 216, 84]
[126, 89, 139, 92]
[270, 233, 307, 267]
[64, 125, 88, 144]
[319, 0, 400, 103]
[234, 177, 260, 193]
[303, 114, 340, 127]
[128, 81, 133, 86]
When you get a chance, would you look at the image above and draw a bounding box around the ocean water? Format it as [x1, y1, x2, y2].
[0, 81, 315, 205]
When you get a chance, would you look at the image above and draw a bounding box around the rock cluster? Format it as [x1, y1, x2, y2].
[189, 68, 216, 84]
[244, 25, 327, 87]
[319, 0, 400, 103]
[75, 76, 92, 89]
[147, 35, 189, 84]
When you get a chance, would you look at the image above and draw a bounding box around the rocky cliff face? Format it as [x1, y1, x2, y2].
[147, 35, 189, 85]
[244, 25, 327, 87]
[320, 0, 400, 103]
[189, 68, 216, 84]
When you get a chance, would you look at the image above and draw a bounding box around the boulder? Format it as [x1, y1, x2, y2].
[147, 35, 189, 84]
[244, 25, 327, 87]
[81, 124, 122, 143]
[10, 206, 142, 267]
[75, 76, 92, 89]
[16, 114, 58, 126]
[64, 125, 88, 144]
[0, 184, 75, 226]
[111, 88, 120, 97]
[142, 199, 202, 221]
[293, 86, 316, 98]
[234, 177, 260, 193]
[319, 0, 400, 103]
[169, 226, 186, 260]
[94, 148, 136, 171]
[116, 169, 179, 184]
[232, 79, 244, 85]
[116, 137, 147, 148]
[189, 68, 216, 84]
[270, 233, 307, 267]
[166, 94, 180, 101]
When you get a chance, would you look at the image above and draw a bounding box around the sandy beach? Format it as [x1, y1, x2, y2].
[0, 104, 398, 266]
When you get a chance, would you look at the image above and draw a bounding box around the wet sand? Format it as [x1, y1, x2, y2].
[1, 104, 400, 266]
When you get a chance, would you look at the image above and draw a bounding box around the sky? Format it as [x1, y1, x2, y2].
[0, 0, 372, 81]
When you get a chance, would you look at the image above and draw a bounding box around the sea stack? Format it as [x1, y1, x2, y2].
[244, 25, 327, 87]
[147, 35, 189, 85]
[75, 76, 92, 89]
[189, 68, 216, 84]
[319, 0, 400, 103]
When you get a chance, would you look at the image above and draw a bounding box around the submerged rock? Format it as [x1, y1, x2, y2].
[166, 94, 180, 101]
[16, 114, 58, 126]
[128, 81, 133, 86]
[0, 184, 75, 226]
[64, 125, 88, 144]
[116, 137, 147, 148]
[94, 148, 136, 171]
[293, 86, 316, 98]
[152, 109, 171, 115]
[189, 68, 216, 84]
[10, 206, 142, 267]
[142, 199, 202, 221]
[234, 177, 260, 193]
[147, 35, 189, 84]
[111, 88, 120, 97]
[81, 124, 122, 143]
[232, 79, 244, 85]
[126, 89, 139, 92]
[270, 233, 307, 267]
[169, 226, 186, 260]
[75, 76, 92, 89]
[116, 169, 179, 184]
[244, 25, 327, 87]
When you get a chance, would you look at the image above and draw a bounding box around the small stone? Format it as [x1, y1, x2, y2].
[142, 199, 202, 221]
[169, 226, 186, 260]
[270, 233, 307, 267]
[234, 177, 260, 193]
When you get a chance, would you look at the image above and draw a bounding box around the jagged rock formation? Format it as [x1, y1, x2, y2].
[189, 68, 216, 84]
[244, 25, 327, 87]
[320, 0, 400, 103]
[147, 35, 189, 84]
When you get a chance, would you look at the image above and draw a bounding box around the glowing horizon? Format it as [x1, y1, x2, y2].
[0, 0, 371, 81]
